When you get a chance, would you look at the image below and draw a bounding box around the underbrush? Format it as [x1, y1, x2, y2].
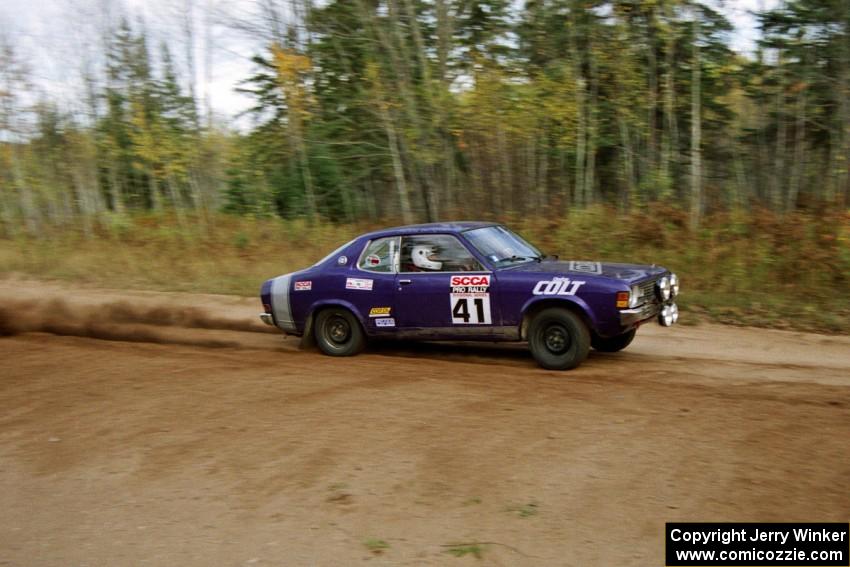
[1, 207, 848, 333]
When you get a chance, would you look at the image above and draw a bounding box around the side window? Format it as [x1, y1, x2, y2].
[358, 237, 398, 273]
[400, 235, 484, 273]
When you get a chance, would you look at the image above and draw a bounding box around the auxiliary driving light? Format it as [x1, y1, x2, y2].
[659, 303, 679, 327]
[670, 273, 680, 298]
[657, 276, 671, 301]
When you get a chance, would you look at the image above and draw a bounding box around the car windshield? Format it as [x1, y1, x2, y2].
[463, 226, 543, 266]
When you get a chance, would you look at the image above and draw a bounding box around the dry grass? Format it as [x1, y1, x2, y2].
[1, 207, 848, 333]
[0, 214, 369, 296]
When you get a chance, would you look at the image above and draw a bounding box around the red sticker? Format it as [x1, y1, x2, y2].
[450, 275, 490, 287]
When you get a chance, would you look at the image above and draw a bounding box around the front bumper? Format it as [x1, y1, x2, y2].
[259, 313, 274, 326]
[620, 301, 679, 328]
[620, 302, 662, 327]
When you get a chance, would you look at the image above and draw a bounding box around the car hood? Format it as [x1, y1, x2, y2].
[506, 260, 666, 283]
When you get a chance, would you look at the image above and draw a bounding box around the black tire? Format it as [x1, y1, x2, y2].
[591, 329, 636, 353]
[314, 308, 366, 357]
[528, 308, 591, 370]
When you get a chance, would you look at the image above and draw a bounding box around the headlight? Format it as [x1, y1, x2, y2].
[670, 273, 680, 298]
[657, 276, 671, 301]
[629, 285, 640, 308]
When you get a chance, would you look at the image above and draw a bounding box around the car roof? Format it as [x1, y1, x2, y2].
[360, 221, 499, 240]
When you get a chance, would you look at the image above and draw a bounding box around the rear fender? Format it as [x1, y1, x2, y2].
[306, 299, 369, 337]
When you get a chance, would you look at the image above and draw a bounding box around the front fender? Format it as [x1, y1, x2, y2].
[520, 295, 601, 333]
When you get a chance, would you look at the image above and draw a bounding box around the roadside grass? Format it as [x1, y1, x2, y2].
[444, 544, 486, 559]
[0, 213, 367, 296]
[362, 538, 390, 555]
[1, 206, 847, 333]
[505, 502, 539, 518]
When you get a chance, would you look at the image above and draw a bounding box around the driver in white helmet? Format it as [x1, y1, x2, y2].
[410, 244, 443, 271]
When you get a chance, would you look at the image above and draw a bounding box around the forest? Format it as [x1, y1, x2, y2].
[1, 0, 849, 330]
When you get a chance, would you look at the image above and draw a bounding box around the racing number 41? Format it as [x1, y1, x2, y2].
[450, 294, 492, 324]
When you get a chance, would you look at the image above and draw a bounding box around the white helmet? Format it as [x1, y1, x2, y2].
[411, 245, 442, 271]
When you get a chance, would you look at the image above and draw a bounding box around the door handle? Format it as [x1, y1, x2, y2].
[399, 279, 412, 285]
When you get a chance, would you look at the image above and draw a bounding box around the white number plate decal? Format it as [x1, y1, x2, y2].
[449, 274, 492, 325]
[450, 293, 492, 324]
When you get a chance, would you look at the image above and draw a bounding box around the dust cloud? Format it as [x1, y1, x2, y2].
[0, 299, 270, 347]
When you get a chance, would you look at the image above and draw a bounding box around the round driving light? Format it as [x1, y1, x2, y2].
[658, 305, 672, 327]
[669, 303, 679, 324]
[670, 273, 680, 298]
[657, 276, 671, 301]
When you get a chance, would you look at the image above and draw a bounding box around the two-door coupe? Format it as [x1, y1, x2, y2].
[260, 222, 679, 370]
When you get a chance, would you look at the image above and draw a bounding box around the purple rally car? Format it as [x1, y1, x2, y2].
[259, 222, 679, 370]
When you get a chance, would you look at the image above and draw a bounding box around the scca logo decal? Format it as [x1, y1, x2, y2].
[450, 275, 490, 287]
[533, 277, 586, 296]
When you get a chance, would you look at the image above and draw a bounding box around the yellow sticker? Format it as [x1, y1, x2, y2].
[369, 307, 391, 317]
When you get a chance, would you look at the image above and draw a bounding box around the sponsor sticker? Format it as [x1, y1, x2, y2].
[345, 277, 373, 291]
[568, 261, 602, 275]
[450, 275, 490, 289]
[369, 307, 391, 317]
[365, 254, 381, 267]
[294, 280, 312, 291]
[533, 277, 585, 296]
[375, 317, 395, 327]
[450, 274, 491, 324]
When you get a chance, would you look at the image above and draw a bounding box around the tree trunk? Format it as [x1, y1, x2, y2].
[585, 105, 597, 206]
[574, 77, 587, 207]
[618, 116, 637, 211]
[10, 147, 39, 235]
[661, 18, 678, 200]
[787, 88, 806, 212]
[148, 168, 161, 211]
[645, 13, 658, 180]
[166, 175, 187, 229]
[773, 52, 786, 211]
[379, 103, 414, 224]
[496, 125, 510, 214]
[538, 136, 549, 211]
[296, 139, 318, 222]
[689, 14, 702, 230]
[840, 12, 850, 207]
[108, 165, 124, 214]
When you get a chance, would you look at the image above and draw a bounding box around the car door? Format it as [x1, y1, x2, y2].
[394, 234, 497, 335]
[349, 236, 399, 332]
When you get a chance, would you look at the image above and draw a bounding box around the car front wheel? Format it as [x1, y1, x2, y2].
[314, 308, 366, 357]
[528, 308, 590, 370]
[591, 329, 636, 353]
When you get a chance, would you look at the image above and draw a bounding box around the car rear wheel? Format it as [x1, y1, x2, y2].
[591, 329, 637, 353]
[314, 308, 366, 357]
[528, 308, 590, 370]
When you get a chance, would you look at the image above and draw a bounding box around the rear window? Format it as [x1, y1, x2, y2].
[357, 237, 398, 273]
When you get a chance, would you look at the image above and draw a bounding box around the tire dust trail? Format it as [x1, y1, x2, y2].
[1, 279, 849, 566]
[0, 280, 275, 348]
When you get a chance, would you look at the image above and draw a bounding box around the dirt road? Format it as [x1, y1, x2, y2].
[1, 280, 849, 566]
